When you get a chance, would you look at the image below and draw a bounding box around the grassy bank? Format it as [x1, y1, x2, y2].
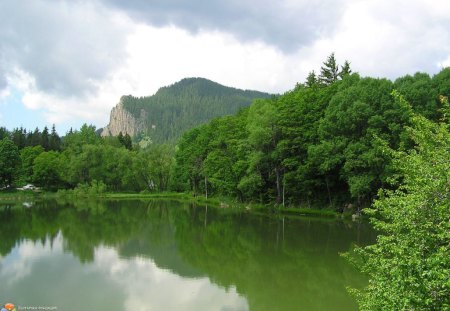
[0, 190, 40, 201]
[3, 189, 347, 218]
[103, 192, 341, 217]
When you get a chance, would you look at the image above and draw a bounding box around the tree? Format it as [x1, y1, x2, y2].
[41, 126, 50, 151]
[49, 124, 61, 151]
[347, 92, 449, 310]
[319, 53, 339, 86]
[134, 144, 174, 191]
[20, 145, 45, 182]
[0, 127, 9, 140]
[32, 151, 64, 189]
[11, 127, 26, 149]
[0, 138, 21, 188]
[305, 70, 318, 88]
[339, 60, 352, 79]
[28, 127, 41, 147]
[123, 133, 132, 150]
[245, 98, 283, 203]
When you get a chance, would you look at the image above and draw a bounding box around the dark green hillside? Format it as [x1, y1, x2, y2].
[121, 77, 272, 143]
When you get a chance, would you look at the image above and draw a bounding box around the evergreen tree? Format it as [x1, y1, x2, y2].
[339, 60, 352, 79]
[12, 127, 26, 149]
[0, 127, 9, 140]
[319, 53, 339, 86]
[118, 132, 124, 146]
[123, 133, 132, 150]
[28, 127, 41, 147]
[305, 70, 318, 88]
[0, 138, 21, 188]
[49, 124, 61, 151]
[41, 126, 50, 151]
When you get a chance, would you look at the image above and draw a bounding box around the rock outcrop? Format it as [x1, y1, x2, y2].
[101, 99, 147, 137]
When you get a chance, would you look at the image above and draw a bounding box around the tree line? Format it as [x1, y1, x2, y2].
[0, 124, 173, 191]
[1, 55, 449, 210]
[174, 55, 450, 210]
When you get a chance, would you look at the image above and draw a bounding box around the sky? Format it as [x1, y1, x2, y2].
[1, 0, 450, 134]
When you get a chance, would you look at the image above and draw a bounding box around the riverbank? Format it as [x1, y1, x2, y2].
[1, 190, 350, 218]
[67, 191, 344, 218]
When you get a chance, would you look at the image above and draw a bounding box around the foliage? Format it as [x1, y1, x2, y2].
[0, 138, 21, 188]
[347, 92, 450, 310]
[20, 145, 45, 182]
[175, 66, 450, 210]
[120, 77, 271, 143]
[32, 151, 64, 190]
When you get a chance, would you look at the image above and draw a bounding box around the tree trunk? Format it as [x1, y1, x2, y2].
[205, 175, 208, 199]
[325, 176, 332, 207]
[275, 167, 282, 204]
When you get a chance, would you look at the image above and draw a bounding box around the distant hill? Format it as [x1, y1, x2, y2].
[101, 77, 272, 143]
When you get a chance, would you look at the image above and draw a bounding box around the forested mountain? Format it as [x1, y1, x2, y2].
[101, 77, 272, 143]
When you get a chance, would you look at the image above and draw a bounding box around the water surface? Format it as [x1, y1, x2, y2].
[0, 199, 375, 310]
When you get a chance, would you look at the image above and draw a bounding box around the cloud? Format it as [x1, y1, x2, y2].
[102, 0, 351, 52]
[8, 24, 305, 132]
[0, 237, 248, 311]
[293, 0, 450, 80]
[0, 0, 131, 97]
[1, 0, 449, 132]
[93, 247, 248, 311]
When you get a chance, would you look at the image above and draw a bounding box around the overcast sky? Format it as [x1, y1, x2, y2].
[1, 0, 449, 134]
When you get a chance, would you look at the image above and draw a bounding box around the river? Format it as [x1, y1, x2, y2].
[0, 199, 375, 311]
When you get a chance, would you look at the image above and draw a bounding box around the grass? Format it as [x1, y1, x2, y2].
[2, 189, 349, 219]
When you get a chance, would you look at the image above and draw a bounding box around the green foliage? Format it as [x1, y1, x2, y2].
[20, 145, 45, 182]
[347, 93, 450, 310]
[319, 53, 340, 85]
[133, 144, 174, 191]
[120, 77, 271, 143]
[0, 138, 21, 188]
[32, 151, 64, 190]
[68, 180, 108, 197]
[175, 66, 449, 211]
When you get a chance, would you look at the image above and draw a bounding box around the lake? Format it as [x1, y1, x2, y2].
[0, 199, 375, 311]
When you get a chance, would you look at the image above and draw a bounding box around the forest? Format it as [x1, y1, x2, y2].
[0, 54, 449, 310]
[117, 77, 271, 143]
[1, 55, 449, 210]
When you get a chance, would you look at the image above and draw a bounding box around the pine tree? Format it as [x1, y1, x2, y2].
[41, 126, 50, 151]
[305, 70, 318, 88]
[339, 60, 352, 79]
[12, 127, 26, 149]
[123, 133, 132, 150]
[49, 124, 61, 151]
[319, 53, 339, 86]
[118, 131, 124, 146]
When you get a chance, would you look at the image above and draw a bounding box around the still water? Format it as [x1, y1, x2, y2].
[0, 199, 375, 311]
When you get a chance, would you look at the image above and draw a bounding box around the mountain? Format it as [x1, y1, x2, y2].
[101, 77, 272, 143]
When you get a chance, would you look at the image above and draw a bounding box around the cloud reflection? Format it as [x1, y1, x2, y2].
[0, 235, 248, 311]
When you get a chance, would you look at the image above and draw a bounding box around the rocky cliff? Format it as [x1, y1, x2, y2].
[101, 98, 147, 137]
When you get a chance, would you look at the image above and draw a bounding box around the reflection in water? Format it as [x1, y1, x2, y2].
[0, 200, 375, 311]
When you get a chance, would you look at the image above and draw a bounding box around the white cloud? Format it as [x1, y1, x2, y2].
[0, 234, 64, 285]
[0, 237, 248, 311]
[9, 24, 305, 131]
[300, 0, 450, 80]
[1, 0, 450, 131]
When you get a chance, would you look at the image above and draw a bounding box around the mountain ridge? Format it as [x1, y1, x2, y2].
[101, 77, 272, 143]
